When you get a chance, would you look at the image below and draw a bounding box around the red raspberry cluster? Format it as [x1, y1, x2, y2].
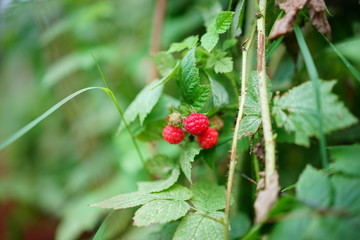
[162, 112, 218, 149]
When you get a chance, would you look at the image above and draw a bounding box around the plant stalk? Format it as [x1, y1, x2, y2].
[224, 25, 256, 240]
[256, 0, 276, 187]
[149, 0, 167, 81]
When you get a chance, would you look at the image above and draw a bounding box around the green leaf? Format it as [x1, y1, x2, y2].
[328, 145, 360, 177]
[206, 51, 233, 73]
[90, 191, 154, 210]
[231, 0, 246, 37]
[222, 38, 237, 50]
[133, 200, 190, 227]
[215, 11, 234, 34]
[209, 77, 229, 108]
[200, 11, 234, 52]
[272, 80, 358, 146]
[201, 32, 219, 53]
[168, 35, 199, 53]
[239, 72, 262, 137]
[190, 181, 226, 213]
[137, 167, 180, 193]
[331, 175, 360, 215]
[90, 184, 191, 210]
[148, 222, 179, 240]
[179, 142, 202, 183]
[269, 208, 315, 240]
[152, 52, 177, 77]
[173, 212, 225, 240]
[123, 79, 164, 126]
[179, 49, 211, 111]
[296, 165, 331, 208]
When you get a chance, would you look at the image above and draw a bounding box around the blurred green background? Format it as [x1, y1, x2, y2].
[0, 0, 359, 239]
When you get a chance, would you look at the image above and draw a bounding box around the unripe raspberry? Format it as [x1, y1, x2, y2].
[184, 113, 210, 135]
[209, 115, 224, 131]
[166, 112, 183, 127]
[162, 125, 185, 144]
[197, 128, 218, 149]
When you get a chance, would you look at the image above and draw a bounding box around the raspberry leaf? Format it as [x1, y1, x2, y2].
[328, 145, 360, 177]
[200, 11, 234, 52]
[168, 35, 199, 53]
[179, 48, 211, 111]
[133, 200, 190, 227]
[179, 142, 202, 183]
[173, 212, 225, 240]
[272, 80, 358, 146]
[296, 165, 331, 208]
[190, 181, 226, 213]
[90, 184, 191, 210]
[137, 167, 180, 193]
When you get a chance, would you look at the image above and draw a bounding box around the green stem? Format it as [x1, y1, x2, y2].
[294, 25, 328, 167]
[223, 25, 256, 240]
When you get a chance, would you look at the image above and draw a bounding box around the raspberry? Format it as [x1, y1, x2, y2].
[162, 125, 185, 144]
[197, 128, 218, 149]
[184, 113, 210, 135]
[166, 112, 183, 127]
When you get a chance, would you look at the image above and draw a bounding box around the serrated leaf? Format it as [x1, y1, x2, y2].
[152, 52, 177, 77]
[215, 11, 234, 34]
[201, 32, 219, 52]
[90, 191, 154, 210]
[90, 184, 191, 210]
[328, 145, 360, 177]
[331, 175, 360, 215]
[296, 165, 331, 208]
[173, 212, 224, 240]
[133, 200, 190, 227]
[190, 181, 226, 213]
[137, 167, 180, 193]
[179, 49, 211, 111]
[200, 11, 234, 52]
[209, 77, 229, 108]
[239, 72, 262, 138]
[149, 184, 192, 201]
[122, 80, 164, 126]
[168, 35, 199, 53]
[179, 142, 202, 183]
[206, 51, 233, 73]
[272, 80, 358, 146]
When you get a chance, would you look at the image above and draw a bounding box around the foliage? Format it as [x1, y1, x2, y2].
[1, 0, 360, 239]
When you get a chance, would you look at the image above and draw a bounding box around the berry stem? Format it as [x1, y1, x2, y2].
[223, 24, 256, 240]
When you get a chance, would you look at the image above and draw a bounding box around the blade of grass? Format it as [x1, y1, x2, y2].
[294, 25, 328, 167]
[298, 11, 360, 83]
[0, 87, 101, 150]
[91, 54, 145, 164]
[323, 36, 360, 82]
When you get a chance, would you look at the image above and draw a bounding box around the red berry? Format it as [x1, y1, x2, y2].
[197, 128, 218, 149]
[162, 125, 185, 144]
[184, 113, 210, 135]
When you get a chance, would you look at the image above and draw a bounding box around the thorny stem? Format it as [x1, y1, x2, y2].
[149, 0, 167, 82]
[224, 25, 256, 240]
[256, 0, 277, 186]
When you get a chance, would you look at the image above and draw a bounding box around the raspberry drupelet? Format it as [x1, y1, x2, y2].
[162, 125, 185, 144]
[197, 128, 218, 149]
[183, 113, 210, 136]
